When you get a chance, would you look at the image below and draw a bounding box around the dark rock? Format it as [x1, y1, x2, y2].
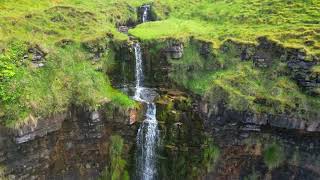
[118, 26, 129, 34]
[0, 105, 139, 179]
[27, 45, 47, 68]
[253, 37, 285, 68]
[165, 43, 184, 59]
[15, 114, 67, 144]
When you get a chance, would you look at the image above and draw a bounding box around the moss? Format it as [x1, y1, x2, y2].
[311, 65, 320, 74]
[202, 138, 220, 172]
[0, 165, 8, 180]
[162, 36, 320, 120]
[263, 142, 285, 170]
[244, 170, 261, 180]
[100, 135, 129, 180]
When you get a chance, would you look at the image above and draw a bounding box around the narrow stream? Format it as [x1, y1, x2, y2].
[141, 5, 150, 23]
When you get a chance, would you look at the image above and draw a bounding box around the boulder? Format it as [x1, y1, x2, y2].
[118, 26, 129, 34]
[165, 44, 184, 59]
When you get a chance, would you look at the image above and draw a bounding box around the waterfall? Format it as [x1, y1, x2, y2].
[141, 5, 150, 23]
[134, 42, 159, 180]
[133, 43, 143, 101]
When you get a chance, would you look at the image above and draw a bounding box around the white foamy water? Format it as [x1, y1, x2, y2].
[134, 42, 159, 180]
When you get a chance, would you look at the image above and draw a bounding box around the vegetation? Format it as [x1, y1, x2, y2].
[0, 165, 7, 180]
[167, 41, 320, 118]
[0, 0, 147, 127]
[0, 41, 135, 128]
[129, 0, 320, 119]
[131, 0, 320, 56]
[263, 142, 285, 170]
[100, 135, 129, 180]
[202, 138, 220, 172]
[244, 170, 261, 180]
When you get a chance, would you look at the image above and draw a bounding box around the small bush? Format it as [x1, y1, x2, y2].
[100, 135, 129, 180]
[263, 143, 285, 170]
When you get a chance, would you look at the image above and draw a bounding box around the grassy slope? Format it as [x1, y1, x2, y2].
[0, 0, 153, 127]
[131, 0, 320, 56]
[131, 0, 320, 118]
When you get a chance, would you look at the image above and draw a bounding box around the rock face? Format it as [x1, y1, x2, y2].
[165, 43, 184, 59]
[0, 105, 138, 180]
[14, 114, 67, 144]
[117, 26, 129, 34]
[24, 45, 47, 68]
[135, 37, 320, 132]
[199, 100, 320, 132]
[287, 51, 319, 95]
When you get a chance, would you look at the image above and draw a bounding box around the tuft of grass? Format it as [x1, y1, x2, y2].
[312, 65, 320, 74]
[0, 165, 7, 180]
[263, 142, 285, 170]
[202, 138, 220, 172]
[100, 135, 129, 180]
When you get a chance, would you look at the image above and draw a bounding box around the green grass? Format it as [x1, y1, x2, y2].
[131, 0, 320, 56]
[130, 19, 214, 42]
[0, 0, 150, 127]
[0, 42, 135, 128]
[263, 142, 285, 170]
[100, 135, 129, 180]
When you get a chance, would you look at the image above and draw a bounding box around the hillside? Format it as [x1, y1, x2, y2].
[1, 1, 320, 180]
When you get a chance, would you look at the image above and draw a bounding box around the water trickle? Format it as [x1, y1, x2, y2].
[134, 42, 159, 180]
[141, 5, 151, 23]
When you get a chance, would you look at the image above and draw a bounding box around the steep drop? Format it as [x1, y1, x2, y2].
[134, 42, 159, 180]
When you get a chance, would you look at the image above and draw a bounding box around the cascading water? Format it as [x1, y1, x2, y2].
[134, 42, 159, 180]
[133, 43, 143, 101]
[141, 5, 150, 23]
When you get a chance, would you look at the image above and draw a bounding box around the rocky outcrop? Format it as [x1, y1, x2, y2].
[118, 26, 129, 34]
[23, 45, 47, 68]
[287, 50, 320, 95]
[81, 34, 116, 60]
[0, 105, 139, 180]
[165, 43, 184, 59]
[199, 100, 320, 132]
[136, 37, 320, 132]
[14, 114, 67, 144]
